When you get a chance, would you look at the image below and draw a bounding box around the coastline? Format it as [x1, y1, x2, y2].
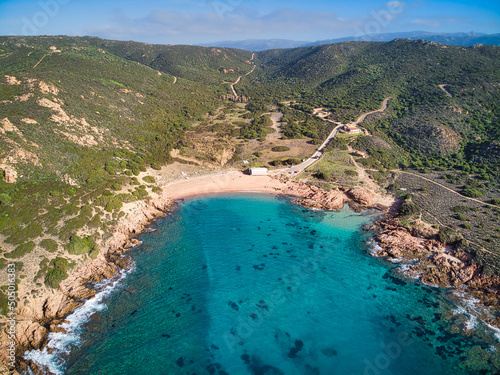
[10, 167, 395, 374]
[9, 166, 499, 374]
[370, 217, 500, 334]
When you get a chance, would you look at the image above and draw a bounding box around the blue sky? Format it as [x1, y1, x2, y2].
[0, 0, 499, 44]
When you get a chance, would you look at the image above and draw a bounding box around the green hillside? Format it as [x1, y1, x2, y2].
[0, 36, 255, 293]
[241, 40, 500, 172]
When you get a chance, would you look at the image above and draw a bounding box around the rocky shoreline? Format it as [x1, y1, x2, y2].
[369, 217, 500, 333]
[6, 196, 175, 375]
[6, 173, 500, 374]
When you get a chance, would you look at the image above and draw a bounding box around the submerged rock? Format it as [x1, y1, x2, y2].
[288, 339, 304, 358]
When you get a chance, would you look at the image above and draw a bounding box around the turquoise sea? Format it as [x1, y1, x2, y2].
[25, 194, 500, 374]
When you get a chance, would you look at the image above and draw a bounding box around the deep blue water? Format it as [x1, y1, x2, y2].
[31, 194, 500, 374]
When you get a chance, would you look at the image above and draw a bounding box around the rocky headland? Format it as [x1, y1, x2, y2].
[371, 218, 500, 330]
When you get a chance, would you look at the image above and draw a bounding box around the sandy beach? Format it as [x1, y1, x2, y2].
[160, 170, 288, 200]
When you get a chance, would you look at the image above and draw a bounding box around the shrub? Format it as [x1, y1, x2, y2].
[437, 227, 463, 245]
[67, 235, 99, 256]
[345, 170, 359, 177]
[451, 205, 470, 213]
[454, 213, 468, 221]
[491, 198, 500, 205]
[40, 239, 58, 253]
[151, 163, 162, 170]
[105, 165, 116, 175]
[0, 291, 9, 316]
[399, 196, 421, 218]
[132, 188, 149, 200]
[89, 247, 99, 259]
[253, 151, 263, 157]
[151, 186, 163, 194]
[45, 257, 70, 288]
[111, 182, 122, 191]
[88, 215, 103, 228]
[105, 197, 123, 212]
[102, 190, 113, 197]
[0, 193, 11, 206]
[7, 222, 43, 244]
[270, 158, 301, 167]
[5, 242, 35, 259]
[143, 176, 156, 183]
[271, 146, 290, 152]
[116, 193, 137, 203]
[462, 186, 484, 198]
[314, 172, 331, 181]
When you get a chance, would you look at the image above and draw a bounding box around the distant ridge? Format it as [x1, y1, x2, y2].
[304, 31, 500, 47]
[198, 39, 311, 51]
[200, 31, 500, 51]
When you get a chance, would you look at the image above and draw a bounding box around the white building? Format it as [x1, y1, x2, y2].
[249, 167, 268, 176]
[342, 124, 362, 133]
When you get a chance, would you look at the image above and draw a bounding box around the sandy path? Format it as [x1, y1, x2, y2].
[354, 97, 392, 125]
[229, 53, 256, 98]
[286, 98, 391, 175]
[438, 84, 452, 97]
[32, 54, 47, 69]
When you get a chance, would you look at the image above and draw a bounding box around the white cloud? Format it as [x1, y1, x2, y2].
[386, 1, 404, 8]
[84, 8, 379, 43]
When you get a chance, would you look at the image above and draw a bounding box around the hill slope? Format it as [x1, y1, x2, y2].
[241, 40, 500, 165]
[0, 36, 254, 305]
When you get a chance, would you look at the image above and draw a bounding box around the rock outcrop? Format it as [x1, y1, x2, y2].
[372, 218, 500, 326]
[2, 167, 17, 183]
[346, 187, 375, 206]
[281, 183, 348, 210]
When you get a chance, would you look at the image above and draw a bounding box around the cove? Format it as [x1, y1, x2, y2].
[53, 194, 498, 374]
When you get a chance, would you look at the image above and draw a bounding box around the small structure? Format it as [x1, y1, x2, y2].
[353, 150, 367, 158]
[342, 124, 362, 134]
[249, 167, 268, 176]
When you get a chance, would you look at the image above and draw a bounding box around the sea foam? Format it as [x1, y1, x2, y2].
[23, 268, 132, 375]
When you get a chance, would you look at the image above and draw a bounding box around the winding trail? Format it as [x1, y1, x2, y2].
[32, 54, 47, 69]
[353, 97, 392, 125]
[283, 97, 392, 175]
[399, 171, 500, 209]
[438, 84, 452, 97]
[230, 52, 255, 99]
[173, 76, 177, 84]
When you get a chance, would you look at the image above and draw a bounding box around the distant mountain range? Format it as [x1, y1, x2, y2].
[198, 39, 309, 51]
[200, 31, 500, 51]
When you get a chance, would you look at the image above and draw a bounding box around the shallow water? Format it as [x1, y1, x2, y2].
[28, 194, 500, 374]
